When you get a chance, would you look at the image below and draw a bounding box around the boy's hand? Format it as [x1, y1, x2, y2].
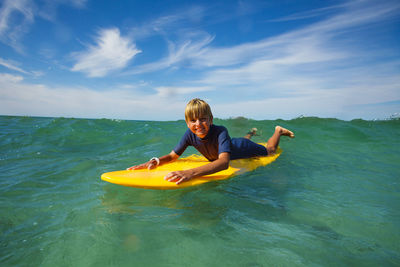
[127, 160, 158, 170]
[127, 152, 178, 171]
[163, 152, 229, 184]
[164, 170, 193, 185]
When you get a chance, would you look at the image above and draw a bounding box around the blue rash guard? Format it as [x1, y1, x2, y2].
[173, 125, 268, 161]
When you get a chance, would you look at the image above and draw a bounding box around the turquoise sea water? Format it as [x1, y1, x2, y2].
[0, 115, 399, 266]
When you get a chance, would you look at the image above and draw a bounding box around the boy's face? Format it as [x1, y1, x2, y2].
[186, 115, 212, 139]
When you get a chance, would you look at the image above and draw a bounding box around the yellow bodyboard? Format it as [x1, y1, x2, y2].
[101, 144, 281, 190]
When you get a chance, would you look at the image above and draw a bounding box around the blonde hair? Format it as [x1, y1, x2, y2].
[185, 98, 213, 121]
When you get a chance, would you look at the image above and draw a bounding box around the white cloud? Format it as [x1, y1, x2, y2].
[125, 1, 374, 74]
[195, 1, 399, 69]
[0, 57, 30, 74]
[299, 0, 400, 35]
[0, 0, 34, 52]
[0, 66, 398, 121]
[0, 73, 24, 83]
[0, 57, 44, 77]
[0, 0, 88, 52]
[269, 3, 346, 22]
[69, 0, 87, 8]
[129, 6, 206, 40]
[71, 28, 142, 77]
[155, 86, 213, 97]
[37, 0, 87, 21]
[0, 73, 187, 120]
[124, 32, 213, 75]
[125, 0, 399, 74]
[211, 84, 400, 120]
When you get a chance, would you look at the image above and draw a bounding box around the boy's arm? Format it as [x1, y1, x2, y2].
[164, 152, 230, 185]
[127, 150, 179, 170]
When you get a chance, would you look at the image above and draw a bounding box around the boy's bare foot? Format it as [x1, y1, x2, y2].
[276, 126, 295, 138]
[244, 127, 258, 139]
[249, 127, 257, 135]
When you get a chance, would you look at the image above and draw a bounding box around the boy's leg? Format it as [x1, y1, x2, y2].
[267, 126, 294, 154]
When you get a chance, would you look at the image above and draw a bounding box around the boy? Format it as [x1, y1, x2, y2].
[128, 98, 294, 185]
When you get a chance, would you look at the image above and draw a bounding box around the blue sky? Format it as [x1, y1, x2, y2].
[0, 0, 399, 120]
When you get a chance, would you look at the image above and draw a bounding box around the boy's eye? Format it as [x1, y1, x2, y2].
[190, 117, 208, 123]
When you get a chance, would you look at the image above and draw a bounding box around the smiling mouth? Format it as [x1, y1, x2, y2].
[196, 129, 207, 136]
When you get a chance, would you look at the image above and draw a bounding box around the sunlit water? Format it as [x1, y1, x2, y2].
[1, 116, 399, 266]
